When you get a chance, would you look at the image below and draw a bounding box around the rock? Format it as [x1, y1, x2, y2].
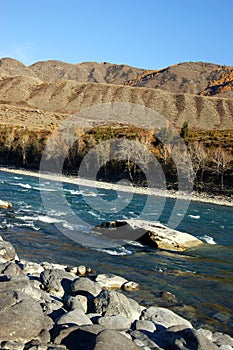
[71, 276, 102, 297]
[20, 260, 44, 276]
[65, 294, 88, 312]
[95, 273, 128, 290]
[93, 329, 140, 350]
[141, 306, 193, 329]
[212, 332, 233, 347]
[130, 330, 162, 349]
[160, 291, 177, 302]
[0, 262, 26, 281]
[0, 290, 45, 342]
[0, 199, 12, 209]
[100, 219, 203, 251]
[218, 345, 233, 350]
[93, 290, 143, 323]
[40, 268, 75, 297]
[54, 324, 104, 350]
[97, 315, 131, 330]
[196, 328, 213, 341]
[0, 240, 16, 263]
[56, 308, 92, 326]
[0, 341, 25, 350]
[122, 281, 140, 291]
[135, 320, 157, 333]
[166, 328, 219, 350]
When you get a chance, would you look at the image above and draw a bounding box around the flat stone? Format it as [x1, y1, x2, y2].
[56, 309, 92, 326]
[0, 290, 45, 342]
[141, 306, 193, 328]
[93, 329, 140, 350]
[95, 273, 128, 289]
[71, 276, 102, 297]
[97, 315, 131, 330]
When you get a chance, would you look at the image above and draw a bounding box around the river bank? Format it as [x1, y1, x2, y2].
[0, 235, 232, 350]
[0, 166, 232, 207]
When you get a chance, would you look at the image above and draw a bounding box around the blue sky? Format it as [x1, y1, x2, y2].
[1, 0, 233, 69]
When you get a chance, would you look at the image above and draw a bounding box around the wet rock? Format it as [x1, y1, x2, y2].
[0, 290, 45, 342]
[97, 315, 131, 330]
[160, 291, 177, 302]
[95, 273, 128, 289]
[56, 308, 93, 326]
[93, 329, 140, 350]
[93, 290, 144, 323]
[141, 306, 193, 328]
[0, 199, 12, 209]
[122, 281, 140, 291]
[71, 276, 102, 297]
[0, 240, 16, 263]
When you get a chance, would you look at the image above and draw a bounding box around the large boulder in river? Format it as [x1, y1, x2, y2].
[95, 219, 203, 251]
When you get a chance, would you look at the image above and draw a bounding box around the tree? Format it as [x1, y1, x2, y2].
[180, 121, 189, 139]
[211, 147, 232, 190]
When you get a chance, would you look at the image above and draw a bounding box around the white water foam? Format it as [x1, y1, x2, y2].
[200, 235, 217, 244]
[18, 183, 32, 189]
[188, 214, 200, 219]
[97, 246, 133, 256]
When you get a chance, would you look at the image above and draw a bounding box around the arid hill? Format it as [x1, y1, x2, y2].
[1, 58, 233, 97]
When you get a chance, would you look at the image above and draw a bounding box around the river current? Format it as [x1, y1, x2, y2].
[0, 170, 232, 335]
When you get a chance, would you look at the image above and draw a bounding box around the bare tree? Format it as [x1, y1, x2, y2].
[211, 147, 232, 190]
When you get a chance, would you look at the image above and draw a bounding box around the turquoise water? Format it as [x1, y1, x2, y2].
[0, 170, 232, 335]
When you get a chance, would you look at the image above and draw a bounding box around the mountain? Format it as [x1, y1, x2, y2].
[1, 58, 233, 98]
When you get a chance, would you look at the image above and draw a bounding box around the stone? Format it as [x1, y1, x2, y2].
[0, 290, 45, 342]
[40, 268, 75, 297]
[135, 320, 157, 333]
[65, 294, 88, 312]
[97, 315, 131, 330]
[0, 341, 25, 350]
[54, 325, 104, 350]
[212, 332, 233, 347]
[71, 276, 102, 297]
[196, 328, 213, 341]
[21, 260, 44, 276]
[56, 309, 92, 326]
[95, 273, 128, 289]
[93, 290, 143, 322]
[0, 262, 26, 280]
[141, 306, 193, 329]
[160, 291, 177, 302]
[122, 281, 140, 291]
[93, 329, 140, 350]
[0, 240, 16, 263]
[166, 328, 219, 350]
[0, 199, 12, 209]
[130, 330, 162, 349]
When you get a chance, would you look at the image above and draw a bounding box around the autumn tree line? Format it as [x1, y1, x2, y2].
[0, 123, 232, 194]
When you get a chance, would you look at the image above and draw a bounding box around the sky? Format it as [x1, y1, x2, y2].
[1, 0, 233, 69]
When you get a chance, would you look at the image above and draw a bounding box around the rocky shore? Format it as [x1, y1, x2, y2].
[0, 236, 232, 350]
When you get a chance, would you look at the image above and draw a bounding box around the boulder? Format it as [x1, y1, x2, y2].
[122, 281, 140, 291]
[0, 240, 16, 263]
[93, 329, 140, 350]
[40, 268, 75, 298]
[0, 199, 12, 209]
[97, 315, 131, 330]
[95, 273, 128, 290]
[135, 319, 157, 333]
[141, 306, 193, 329]
[56, 309, 92, 326]
[70, 276, 102, 297]
[97, 219, 203, 251]
[54, 324, 104, 350]
[0, 290, 45, 342]
[65, 294, 88, 312]
[92, 290, 143, 323]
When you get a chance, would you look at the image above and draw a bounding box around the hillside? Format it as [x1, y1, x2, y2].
[1, 58, 233, 98]
[0, 75, 233, 131]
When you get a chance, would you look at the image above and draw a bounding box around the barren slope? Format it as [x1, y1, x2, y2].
[0, 76, 232, 130]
